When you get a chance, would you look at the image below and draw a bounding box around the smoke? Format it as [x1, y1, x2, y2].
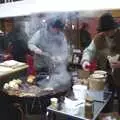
[24, 10, 109, 36]
[32, 11, 109, 89]
[31, 17, 71, 89]
[78, 10, 107, 18]
[26, 10, 111, 89]
[11, 10, 110, 89]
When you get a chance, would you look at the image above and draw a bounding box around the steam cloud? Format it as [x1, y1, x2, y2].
[27, 12, 72, 89]
[13, 10, 109, 89]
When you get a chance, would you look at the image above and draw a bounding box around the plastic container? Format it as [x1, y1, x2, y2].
[64, 97, 85, 115]
[88, 73, 106, 90]
[50, 98, 58, 108]
[73, 85, 87, 100]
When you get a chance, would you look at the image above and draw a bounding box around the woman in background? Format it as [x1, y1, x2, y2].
[5, 21, 29, 62]
[80, 22, 91, 50]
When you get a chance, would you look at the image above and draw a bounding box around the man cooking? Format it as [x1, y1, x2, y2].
[81, 13, 120, 114]
[28, 18, 71, 89]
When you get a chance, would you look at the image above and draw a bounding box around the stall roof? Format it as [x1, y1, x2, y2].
[0, 0, 120, 18]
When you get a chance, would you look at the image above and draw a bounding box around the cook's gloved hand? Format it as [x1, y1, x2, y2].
[82, 61, 91, 71]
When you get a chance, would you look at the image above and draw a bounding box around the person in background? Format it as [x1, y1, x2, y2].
[81, 13, 120, 114]
[5, 22, 29, 62]
[80, 22, 91, 50]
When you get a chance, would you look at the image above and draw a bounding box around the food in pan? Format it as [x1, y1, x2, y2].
[3, 83, 9, 90]
[3, 79, 22, 90]
[27, 75, 36, 84]
[12, 79, 22, 85]
[8, 81, 19, 90]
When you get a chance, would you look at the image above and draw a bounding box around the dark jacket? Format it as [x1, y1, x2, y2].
[6, 29, 29, 62]
[80, 29, 91, 49]
[94, 29, 120, 87]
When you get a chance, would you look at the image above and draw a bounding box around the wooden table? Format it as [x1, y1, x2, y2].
[0, 64, 28, 89]
[0, 64, 28, 78]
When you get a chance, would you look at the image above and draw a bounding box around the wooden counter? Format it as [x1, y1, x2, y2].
[0, 64, 28, 78]
[0, 60, 29, 89]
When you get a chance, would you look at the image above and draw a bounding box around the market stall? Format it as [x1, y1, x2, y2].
[0, 60, 71, 120]
[0, 9, 119, 120]
[47, 92, 111, 120]
[0, 60, 28, 88]
[2, 78, 69, 120]
[47, 70, 112, 120]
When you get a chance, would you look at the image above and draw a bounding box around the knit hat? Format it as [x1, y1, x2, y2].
[48, 19, 65, 30]
[97, 13, 118, 32]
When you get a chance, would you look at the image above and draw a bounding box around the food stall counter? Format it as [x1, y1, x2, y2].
[0, 60, 28, 78]
[47, 91, 112, 120]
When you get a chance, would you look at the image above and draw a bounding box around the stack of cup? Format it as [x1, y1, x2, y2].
[50, 98, 58, 108]
[73, 85, 87, 100]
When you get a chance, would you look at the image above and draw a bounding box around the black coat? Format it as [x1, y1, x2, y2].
[80, 29, 91, 49]
[6, 30, 29, 62]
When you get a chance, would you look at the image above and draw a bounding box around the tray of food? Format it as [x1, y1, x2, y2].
[3, 78, 55, 97]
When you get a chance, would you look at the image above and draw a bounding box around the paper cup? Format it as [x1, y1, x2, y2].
[51, 98, 58, 108]
[73, 85, 87, 100]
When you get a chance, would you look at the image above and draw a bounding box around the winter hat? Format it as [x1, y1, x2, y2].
[97, 13, 118, 32]
[48, 19, 65, 30]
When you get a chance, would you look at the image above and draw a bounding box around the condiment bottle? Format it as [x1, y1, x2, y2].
[85, 96, 94, 119]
